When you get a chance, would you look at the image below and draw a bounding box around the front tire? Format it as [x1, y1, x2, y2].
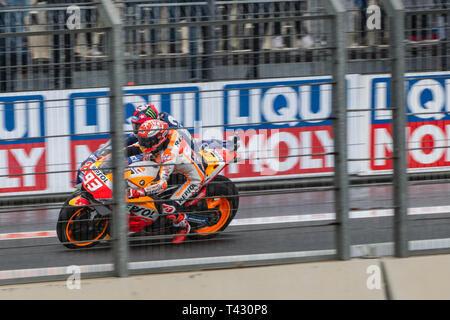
[192, 175, 239, 239]
[56, 202, 110, 249]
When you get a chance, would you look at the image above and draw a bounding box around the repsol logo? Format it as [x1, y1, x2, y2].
[178, 184, 199, 203]
[128, 204, 158, 219]
[92, 169, 109, 183]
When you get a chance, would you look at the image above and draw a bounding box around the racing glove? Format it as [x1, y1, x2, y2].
[127, 187, 146, 199]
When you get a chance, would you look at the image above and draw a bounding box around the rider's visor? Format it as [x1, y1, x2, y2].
[138, 135, 159, 149]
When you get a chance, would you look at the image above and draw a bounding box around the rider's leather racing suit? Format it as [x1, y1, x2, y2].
[127, 127, 205, 243]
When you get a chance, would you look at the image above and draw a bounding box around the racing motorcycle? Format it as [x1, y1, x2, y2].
[56, 137, 240, 249]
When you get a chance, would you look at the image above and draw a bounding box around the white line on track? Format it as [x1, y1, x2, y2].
[1, 205, 450, 241]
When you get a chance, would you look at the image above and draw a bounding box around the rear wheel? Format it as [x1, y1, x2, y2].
[57, 204, 110, 249]
[192, 175, 239, 239]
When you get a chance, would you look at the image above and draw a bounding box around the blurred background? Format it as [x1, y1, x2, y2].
[1, 0, 447, 91]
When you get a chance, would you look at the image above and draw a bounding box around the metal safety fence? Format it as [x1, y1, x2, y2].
[345, 0, 450, 260]
[0, 0, 335, 90]
[0, 0, 450, 285]
[0, 0, 347, 283]
[396, 0, 450, 258]
[1, 0, 449, 92]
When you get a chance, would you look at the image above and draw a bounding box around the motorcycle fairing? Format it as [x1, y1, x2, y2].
[200, 148, 238, 186]
[125, 167, 157, 190]
[68, 195, 92, 207]
[81, 156, 114, 200]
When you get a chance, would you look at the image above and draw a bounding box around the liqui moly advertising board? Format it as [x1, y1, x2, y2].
[0, 73, 391, 196]
[0, 94, 47, 194]
[217, 76, 362, 180]
[363, 72, 450, 173]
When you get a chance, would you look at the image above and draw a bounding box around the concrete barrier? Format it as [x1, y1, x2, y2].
[0, 259, 385, 300]
[382, 255, 450, 300]
[3, 254, 450, 300]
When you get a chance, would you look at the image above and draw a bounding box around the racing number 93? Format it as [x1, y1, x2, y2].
[83, 172, 103, 192]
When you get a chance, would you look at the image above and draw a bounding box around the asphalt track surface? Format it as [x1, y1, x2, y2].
[1, 182, 450, 272]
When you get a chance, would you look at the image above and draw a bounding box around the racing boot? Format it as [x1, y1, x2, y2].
[163, 204, 191, 244]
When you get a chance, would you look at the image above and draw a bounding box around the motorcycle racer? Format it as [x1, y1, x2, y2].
[125, 103, 183, 159]
[127, 119, 205, 244]
[74, 104, 181, 185]
[131, 103, 182, 134]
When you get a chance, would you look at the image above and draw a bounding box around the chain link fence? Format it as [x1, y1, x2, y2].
[2, 0, 448, 92]
[402, 0, 450, 256]
[0, 0, 450, 284]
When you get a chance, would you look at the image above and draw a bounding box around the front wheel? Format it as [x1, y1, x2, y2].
[56, 203, 110, 249]
[191, 175, 239, 239]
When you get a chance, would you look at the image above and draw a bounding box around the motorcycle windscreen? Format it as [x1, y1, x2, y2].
[201, 149, 237, 183]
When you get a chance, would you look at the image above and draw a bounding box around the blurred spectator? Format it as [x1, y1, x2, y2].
[124, 1, 146, 56]
[404, 0, 438, 42]
[270, 1, 284, 48]
[221, 0, 314, 51]
[359, 0, 386, 46]
[255, 1, 271, 50]
[220, 1, 260, 51]
[142, 2, 160, 55]
[0, 0, 30, 92]
[181, 0, 210, 79]
[123, 1, 135, 54]
[168, 0, 183, 54]
[46, 0, 77, 89]
[250, 1, 269, 77]
[221, 1, 270, 50]
[354, 0, 368, 45]
[27, 0, 51, 63]
[141, 1, 182, 55]
[293, 0, 314, 49]
[343, 0, 386, 47]
[436, 0, 448, 41]
[80, 0, 103, 57]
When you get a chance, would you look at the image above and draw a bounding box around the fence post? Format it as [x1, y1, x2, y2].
[98, 0, 129, 276]
[324, 0, 350, 260]
[381, 0, 408, 258]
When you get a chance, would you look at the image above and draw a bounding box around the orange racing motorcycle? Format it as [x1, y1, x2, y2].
[56, 137, 240, 249]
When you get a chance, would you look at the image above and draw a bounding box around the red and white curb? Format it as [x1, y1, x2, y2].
[1, 205, 450, 241]
[0, 231, 56, 241]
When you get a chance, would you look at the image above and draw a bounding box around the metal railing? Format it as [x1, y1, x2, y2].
[1, 0, 448, 92]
